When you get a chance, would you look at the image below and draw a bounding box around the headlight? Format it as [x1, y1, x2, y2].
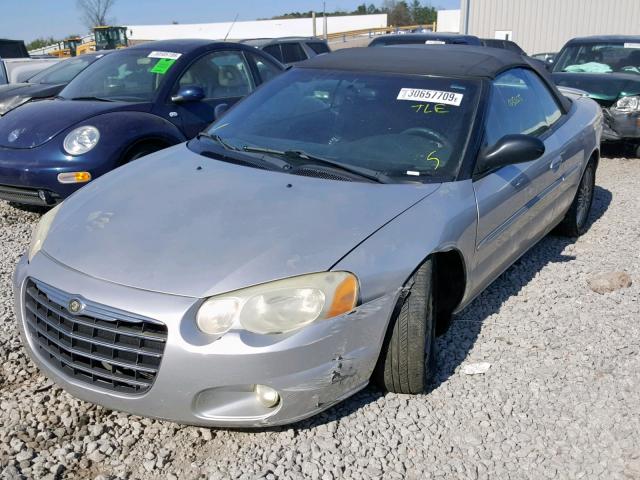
[196, 272, 359, 336]
[0, 96, 30, 116]
[63, 126, 100, 156]
[613, 95, 640, 112]
[28, 204, 62, 262]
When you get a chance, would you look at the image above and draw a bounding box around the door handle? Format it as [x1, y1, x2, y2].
[549, 158, 562, 171]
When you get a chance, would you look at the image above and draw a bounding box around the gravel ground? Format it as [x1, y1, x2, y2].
[1, 154, 639, 480]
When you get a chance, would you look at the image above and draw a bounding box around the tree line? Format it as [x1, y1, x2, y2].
[271, 1, 438, 26]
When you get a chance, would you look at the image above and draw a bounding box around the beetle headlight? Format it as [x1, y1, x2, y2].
[28, 204, 61, 262]
[613, 95, 640, 112]
[0, 96, 30, 116]
[63, 126, 100, 156]
[196, 272, 358, 336]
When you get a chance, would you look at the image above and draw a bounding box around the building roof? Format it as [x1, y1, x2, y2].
[298, 45, 532, 79]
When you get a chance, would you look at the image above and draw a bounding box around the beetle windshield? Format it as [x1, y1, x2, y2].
[28, 56, 97, 84]
[200, 69, 480, 182]
[59, 50, 174, 102]
[554, 42, 640, 74]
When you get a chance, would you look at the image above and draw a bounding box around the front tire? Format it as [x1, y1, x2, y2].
[556, 160, 596, 237]
[123, 144, 164, 164]
[374, 260, 435, 394]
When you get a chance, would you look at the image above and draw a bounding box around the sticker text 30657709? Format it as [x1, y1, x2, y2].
[397, 88, 463, 107]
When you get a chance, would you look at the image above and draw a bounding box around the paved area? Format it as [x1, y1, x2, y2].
[0, 154, 638, 479]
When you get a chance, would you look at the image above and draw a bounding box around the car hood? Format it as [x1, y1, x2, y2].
[0, 83, 31, 96]
[0, 82, 64, 99]
[43, 145, 440, 298]
[552, 72, 640, 107]
[0, 98, 150, 148]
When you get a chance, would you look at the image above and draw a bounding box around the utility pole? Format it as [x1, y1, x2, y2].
[312, 11, 317, 37]
[323, 1, 328, 40]
[463, 0, 471, 34]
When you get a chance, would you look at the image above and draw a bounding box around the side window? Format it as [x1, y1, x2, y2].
[248, 53, 282, 83]
[0, 63, 7, 85]
[521, 69, 562, 127]
[262, 45, 283, 63]
[280, 43, 307, 63]
[484, 68, 557, 147]
[175, 51, 254, 100]
[306, 42, 330, 55]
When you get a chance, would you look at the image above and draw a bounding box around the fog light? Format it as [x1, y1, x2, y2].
[57, 171, 92, 184]
[254, 384, 280, 408]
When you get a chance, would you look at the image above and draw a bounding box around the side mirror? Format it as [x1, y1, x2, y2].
[214, 103, 229, 120]
[476, 134, 545, 174]
[171, 85, 205, 103]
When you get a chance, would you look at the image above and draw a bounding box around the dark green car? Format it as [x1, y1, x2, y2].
[552, 36, 640, 156]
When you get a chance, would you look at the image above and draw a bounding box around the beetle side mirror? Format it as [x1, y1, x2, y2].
[476, 134, 545, 175]
[171, 85, 205, 103]
[214, 103, 229, 120]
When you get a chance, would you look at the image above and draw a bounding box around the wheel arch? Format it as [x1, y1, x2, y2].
[118, 136, 176, 166]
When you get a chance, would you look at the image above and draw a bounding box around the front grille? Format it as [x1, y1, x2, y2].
[23, 279, 167, 394]
[0, 185, 58, 206]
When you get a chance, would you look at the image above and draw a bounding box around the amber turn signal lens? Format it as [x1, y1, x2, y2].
[57, 172, 92, 184]
[327, 274, 358, 318]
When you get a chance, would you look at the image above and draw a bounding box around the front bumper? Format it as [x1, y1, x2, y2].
[602, 108, 640, 142]
[13, 253, 395, 427]
[0, 143, 117, 205]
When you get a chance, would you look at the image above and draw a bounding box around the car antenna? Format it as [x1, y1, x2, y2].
[224, 14, 239, 41]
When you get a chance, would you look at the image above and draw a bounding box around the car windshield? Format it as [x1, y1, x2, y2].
[554, 42, 640, 74]
[197, 69, 480, 183]
[28, 56, 97, 84]
[59, 50, 173, 102]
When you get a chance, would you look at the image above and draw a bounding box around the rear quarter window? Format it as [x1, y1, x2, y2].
[306, 42, 330, 54]
[280, 43, 307, 63]
[262, 45, 283, 63]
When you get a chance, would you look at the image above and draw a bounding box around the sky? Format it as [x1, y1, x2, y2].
[0, 0, 461, 42]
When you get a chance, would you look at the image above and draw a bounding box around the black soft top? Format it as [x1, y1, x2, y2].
[298, 45, 572, 111]
[369, 33, 482, 47]
[565, 35, 640, 45]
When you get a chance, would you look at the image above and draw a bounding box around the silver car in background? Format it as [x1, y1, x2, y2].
[14, 46, 602, 427]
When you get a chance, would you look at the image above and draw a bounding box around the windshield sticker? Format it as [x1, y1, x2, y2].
[411, 103, 449, 114]
[150, 58, 176, 74]
[397, 88, 463, 106]
[148, 51, 182, 60]
[624, 42, 640, 49]
[507, 94, 523, 107]
[406, 170, 420, 176]
[425, 40, 446, 45]
[426, 150, 440, 169]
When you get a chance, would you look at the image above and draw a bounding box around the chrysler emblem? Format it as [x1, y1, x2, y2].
[68, 299, 84, 314]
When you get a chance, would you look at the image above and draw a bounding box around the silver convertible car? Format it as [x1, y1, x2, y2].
[14, 46, 602, 427]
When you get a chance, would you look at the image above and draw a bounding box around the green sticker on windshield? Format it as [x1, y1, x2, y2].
[150, 58, 176, 74]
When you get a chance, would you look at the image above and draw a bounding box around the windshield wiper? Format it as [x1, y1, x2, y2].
[197, 132, 242, 152]
[69, 96, 114, 102]
[242, 146, 387, 183]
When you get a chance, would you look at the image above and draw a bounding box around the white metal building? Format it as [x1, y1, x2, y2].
[126, 14, 388, 42]
[460, 0, 640, 54]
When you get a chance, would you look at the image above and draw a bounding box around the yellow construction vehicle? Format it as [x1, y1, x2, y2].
[76, 26, 129, 55]
[50, 36, 83, 58]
